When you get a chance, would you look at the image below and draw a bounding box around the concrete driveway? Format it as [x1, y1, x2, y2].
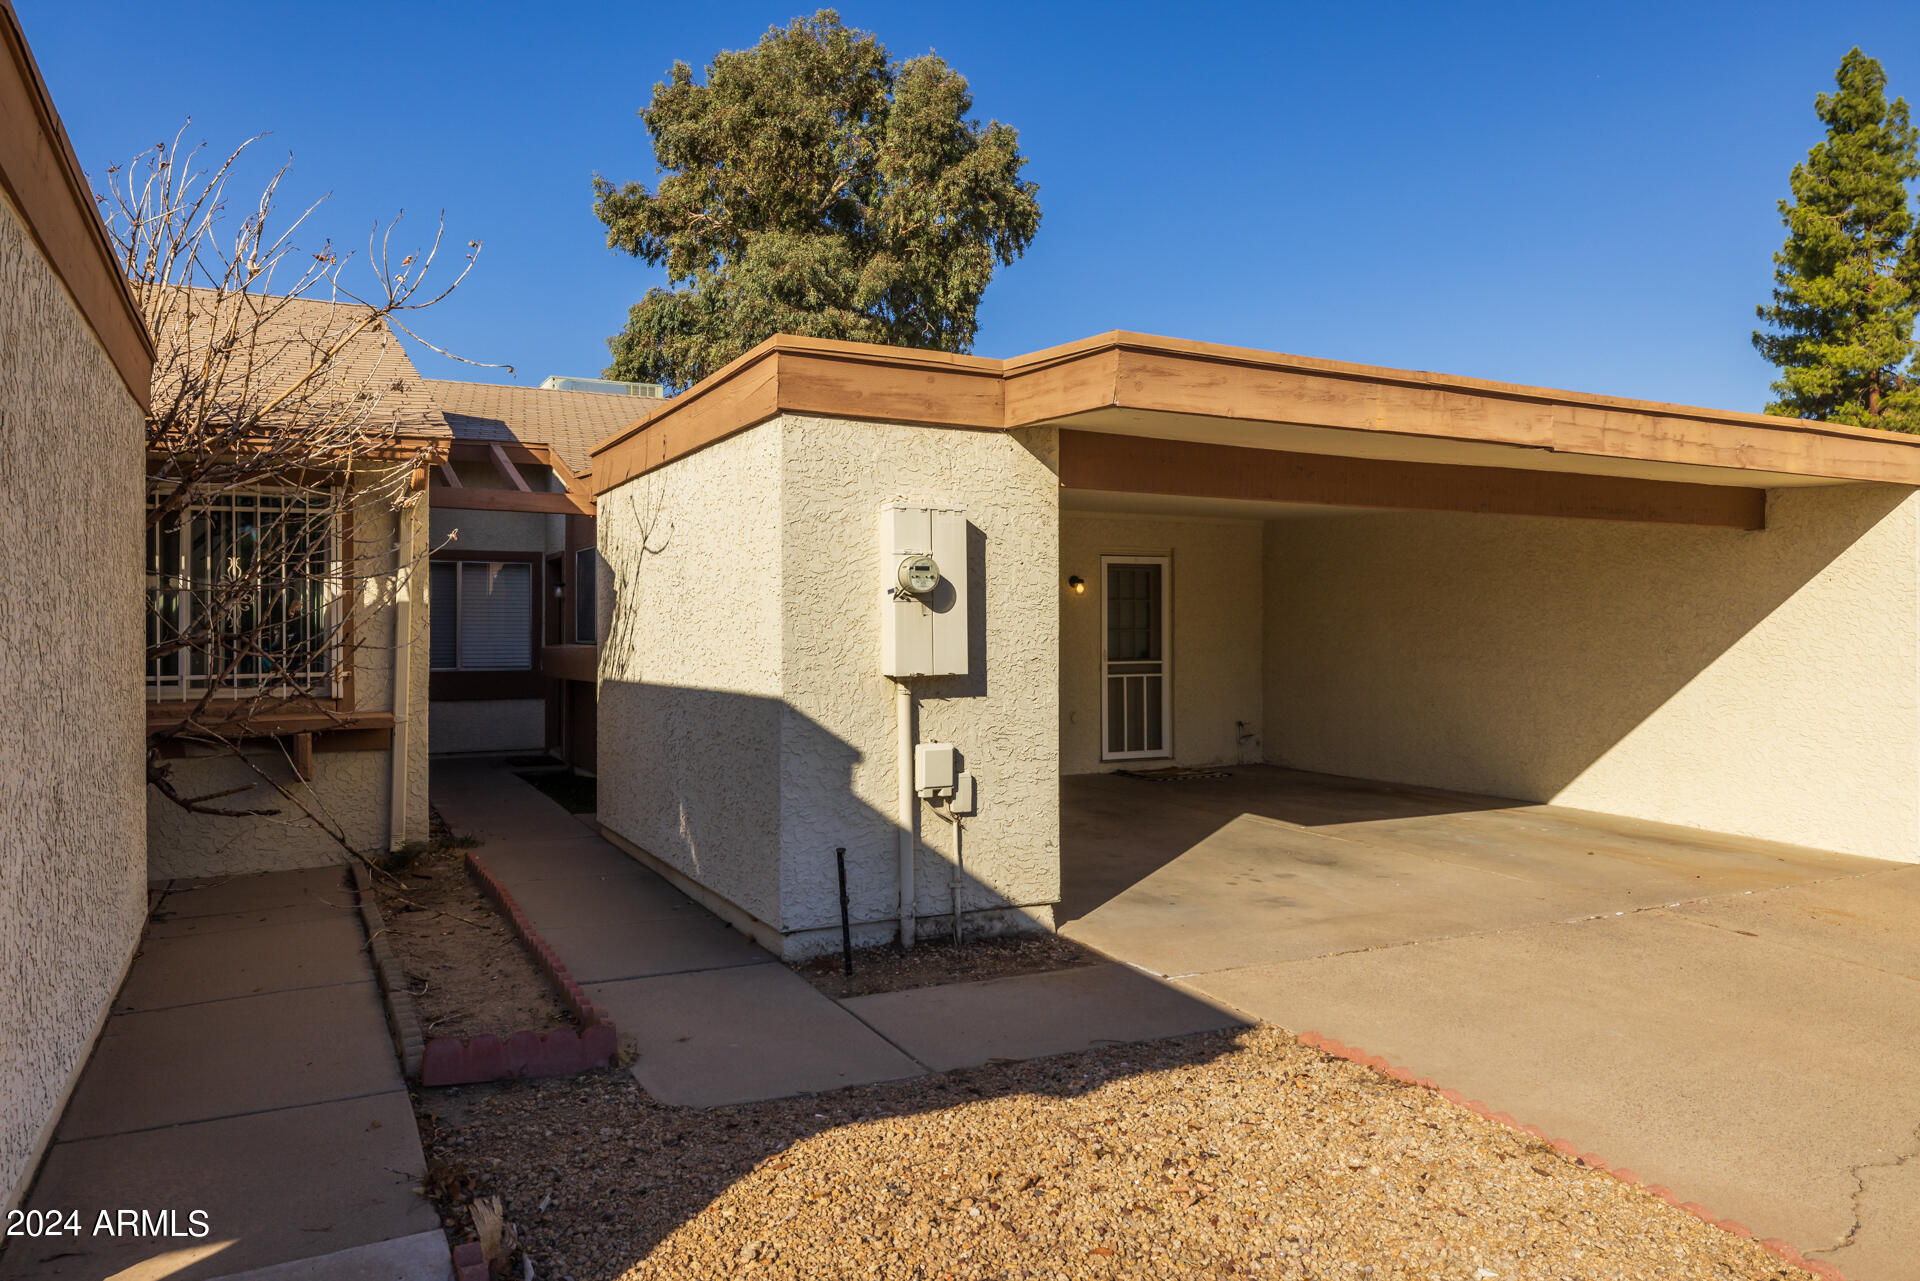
[1059, 766, 1920, 1281]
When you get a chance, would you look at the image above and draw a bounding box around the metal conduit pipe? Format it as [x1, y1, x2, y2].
[895, 678, 916, 950]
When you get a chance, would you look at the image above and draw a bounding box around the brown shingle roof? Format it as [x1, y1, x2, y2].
[424, 379, 650, 476]
[149, 286, 450, 439]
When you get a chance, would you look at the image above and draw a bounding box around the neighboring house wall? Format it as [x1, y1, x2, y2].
[428, 462, 556, 755]
[597, 415, 1062, 955]
[1059, 512, 1263, 774]
[429, 459, 553, 551]
[1262, 483, 1920, 862]
[0, 187, 147, 1212]
[432, 698, 546, 752]
[147, 499, 432, 877]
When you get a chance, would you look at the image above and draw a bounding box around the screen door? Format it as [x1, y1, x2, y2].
[1102, 556, 1171, 760]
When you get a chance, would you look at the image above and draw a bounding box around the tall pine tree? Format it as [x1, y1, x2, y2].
[1754, 48, 1920, 431]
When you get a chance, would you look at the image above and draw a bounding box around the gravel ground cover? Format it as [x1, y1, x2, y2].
[416, 1026, 1811, 1281]
[790, 934, 1097, 998]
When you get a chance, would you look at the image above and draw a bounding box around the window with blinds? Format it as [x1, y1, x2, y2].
[574, 547, 598, 645]
[429, 560, 532, 671]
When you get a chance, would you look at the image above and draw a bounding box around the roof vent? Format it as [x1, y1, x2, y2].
[539, 375, 664, 398]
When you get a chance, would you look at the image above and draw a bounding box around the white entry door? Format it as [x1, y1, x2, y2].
[1101, 556, 1172, 760]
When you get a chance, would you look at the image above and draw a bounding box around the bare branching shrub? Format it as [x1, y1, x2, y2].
[105, 127, 492, 846]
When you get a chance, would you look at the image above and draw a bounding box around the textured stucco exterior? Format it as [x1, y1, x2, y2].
[147, 499, 432, 878]
[0, 188, 147, 1213]
[599, 423, 786, 925]
[1263, 484, 1920, 862]
[428, 459, 557, 553]
[430, 698, 546, 753]
[1060, 512, 1264, 774]
[598, 415, 1060, 953]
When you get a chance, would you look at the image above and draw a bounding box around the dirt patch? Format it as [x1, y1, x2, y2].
[788, 933, 1097, 998]
[415, 1026, 1810, 1281]
[375, 832, 573, 1042]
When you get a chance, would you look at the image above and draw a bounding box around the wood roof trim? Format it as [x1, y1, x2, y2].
[589, 331, 1920, 494]
[0, 1, 155, 408]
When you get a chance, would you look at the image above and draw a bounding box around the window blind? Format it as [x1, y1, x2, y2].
[574, 548, 598, 645]
[429, 562, 458, 669]
[456, 561, 532, 670]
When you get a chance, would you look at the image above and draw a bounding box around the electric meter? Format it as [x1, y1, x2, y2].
[897, 554, 940, 596]
[880, 503, 967, 677]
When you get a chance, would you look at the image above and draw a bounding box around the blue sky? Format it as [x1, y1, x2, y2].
[20, 0, 1920, 409]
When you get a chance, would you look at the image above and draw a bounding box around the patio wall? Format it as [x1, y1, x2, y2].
[1262, 483, 1920, 862]
[1059, 512, 1264, 773]
[0, 187, 148, 1212]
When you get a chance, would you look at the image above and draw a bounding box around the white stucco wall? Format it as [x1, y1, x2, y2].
[598, 423, 787, 925]
[778, 417, 1061, 946]
[597, 416, 1061, 953]
[428, 461, 552, 553]
[430, 698, 546, 753]
[1263, 484, 1920, 862]
[148, 499, 432, 878]
[0, 188, 147, 1213]
[1060, 513, 1264, 774]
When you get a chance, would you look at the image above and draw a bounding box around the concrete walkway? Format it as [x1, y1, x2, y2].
[431, 762, 1241, 1107]
[0, 868, 446, 1281]
[1060, 767, 1920, 1281]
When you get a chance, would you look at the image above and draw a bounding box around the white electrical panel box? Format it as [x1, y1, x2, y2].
[880, 503, 968, 677]
[915, 742, 958, 797]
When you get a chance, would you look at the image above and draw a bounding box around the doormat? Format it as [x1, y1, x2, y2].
[1116, 766, 1232, 782]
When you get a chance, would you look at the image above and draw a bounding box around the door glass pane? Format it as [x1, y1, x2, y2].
[1106, 564, 1161, 661]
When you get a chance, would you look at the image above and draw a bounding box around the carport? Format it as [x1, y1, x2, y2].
[590, 330, 1920, 962]
[1051, 338, 1920, 868]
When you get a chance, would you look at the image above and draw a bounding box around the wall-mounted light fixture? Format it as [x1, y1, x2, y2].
[1067, 575, 1085, 595]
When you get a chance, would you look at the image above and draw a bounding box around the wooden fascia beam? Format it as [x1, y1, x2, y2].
[1057, 430, 1767, 530]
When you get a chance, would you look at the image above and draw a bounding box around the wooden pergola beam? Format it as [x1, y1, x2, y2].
[1057, 430, 1767, 530]
[436, 459, 461, 489]
[489, 441, 532, 492]
[429, 486, 594, 517]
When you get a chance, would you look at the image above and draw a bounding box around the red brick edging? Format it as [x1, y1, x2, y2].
[452, 1240, 487, 1281]
[1294, 1031, 1845, 1280]
[416, 852, 617, 1087]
